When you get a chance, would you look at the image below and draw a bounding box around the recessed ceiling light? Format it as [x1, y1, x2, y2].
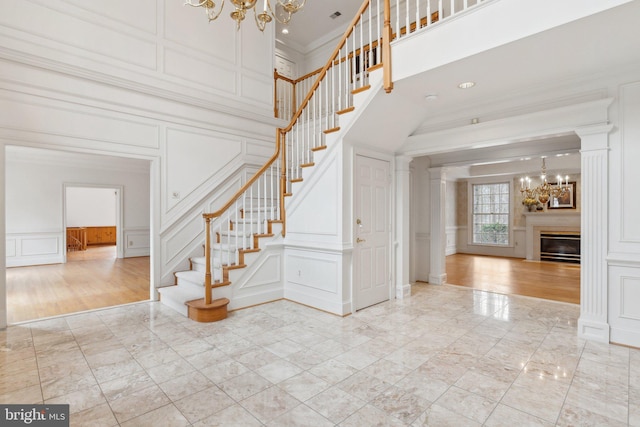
[281, 27, 289, 35]
[458, 81, 475, 89]
[424, 94, 438, 101]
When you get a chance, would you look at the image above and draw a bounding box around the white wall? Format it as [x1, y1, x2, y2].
[66, 187, 117, 227]
[0, 0, 277, 328]
[410, 157, 430, 283]
[607, 80, 640, 346]
[402, 71, 640, 347]
[5, 149, 150, 266]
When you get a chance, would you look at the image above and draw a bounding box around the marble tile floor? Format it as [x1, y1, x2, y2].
[1, 283, 639, 426]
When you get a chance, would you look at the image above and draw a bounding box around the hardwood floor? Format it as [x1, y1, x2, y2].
[445, 253, 580, 304]
[6, 246, 150, 324]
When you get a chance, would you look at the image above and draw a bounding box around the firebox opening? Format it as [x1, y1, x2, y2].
[540, 232, 581, 264]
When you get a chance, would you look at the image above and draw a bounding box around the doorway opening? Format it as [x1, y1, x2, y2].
[5, 146, 152, 324]
[65, 185, 122, 261]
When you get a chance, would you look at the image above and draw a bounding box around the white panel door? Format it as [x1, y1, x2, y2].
[354, 155, 390, 311]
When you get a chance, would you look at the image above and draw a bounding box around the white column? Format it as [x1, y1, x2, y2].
[0, 143, 6, 329]
[429, 167, 447, 285]
[576, 123, 613, 343]
[395, 156, 412, 298]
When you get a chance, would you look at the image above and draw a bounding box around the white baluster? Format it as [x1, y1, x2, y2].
[376, 0, 381, 64]
[359, 13, 364, 84]
[396, 0, 400, 38]
[405, 0, 409, 34]
[351, 26, 356, 91]
[263, 169, 267, 231]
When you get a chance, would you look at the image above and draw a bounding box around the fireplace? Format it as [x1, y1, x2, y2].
[540, 232, 580, 264]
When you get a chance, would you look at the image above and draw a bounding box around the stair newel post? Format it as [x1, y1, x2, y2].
[279, 129, 287, 237]
[204, 216, 213, 305]
[382, 0, 394, 93]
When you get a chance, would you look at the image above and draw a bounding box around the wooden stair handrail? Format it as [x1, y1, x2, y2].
[281, 0, 376, 135]
[203, 134, 281, 220]
[207, 0, 392, 221]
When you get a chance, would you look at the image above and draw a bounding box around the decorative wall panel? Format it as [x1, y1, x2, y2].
[6, 233, 64, 267]
[0, 0, 157, 69]
[165, 127, 242, 210]
[163, 48, 237, 95]
[0, 98, 160, 149]
[620, 82, 640, 242]
[61, 0, 158, 34]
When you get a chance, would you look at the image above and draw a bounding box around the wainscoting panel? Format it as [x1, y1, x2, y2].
[225, 249, 284, 310]
[124, 228, 151, 258]
[6, 233, 64, 267]
[284, 247, 347, 315]
[414, 232, 430, 282]
[608, 258, 640, 347]
[445, 226, 457, 256]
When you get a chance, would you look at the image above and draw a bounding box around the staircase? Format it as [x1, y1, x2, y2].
[158, 0, 484, 321]
[157, 0, 390, 322]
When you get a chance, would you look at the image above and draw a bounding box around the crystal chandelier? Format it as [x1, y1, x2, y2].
[520, 157, 569, 205]
[184, 0, 306, 31]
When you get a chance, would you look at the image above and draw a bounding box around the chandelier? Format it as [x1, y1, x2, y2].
[185, 0, 306, 31]
[520, 157, 569, 206]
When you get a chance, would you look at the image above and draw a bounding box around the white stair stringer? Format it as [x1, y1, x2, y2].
[287, 70, 383, 211]
[159, 219, 284, 317]
[223, 239, 285, 311]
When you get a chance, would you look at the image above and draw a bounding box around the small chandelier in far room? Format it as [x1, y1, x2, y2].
[184, 0, 306, 32]
[520, 157, 570, 206]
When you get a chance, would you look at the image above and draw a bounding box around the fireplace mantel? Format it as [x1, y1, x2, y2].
[524, 211, 581, 260]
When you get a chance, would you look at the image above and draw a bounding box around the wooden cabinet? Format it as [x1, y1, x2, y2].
[86, 226, 117, 246]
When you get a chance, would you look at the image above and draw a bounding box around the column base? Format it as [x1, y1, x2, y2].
[578, 317, 610, 343]
[428, 273, 447, 285]
[396, 283, 412, 299]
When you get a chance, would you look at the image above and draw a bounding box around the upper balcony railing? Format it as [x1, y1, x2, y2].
[274, 0, 488, 121]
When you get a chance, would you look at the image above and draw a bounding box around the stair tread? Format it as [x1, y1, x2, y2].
[219, 230, 253, 237]
[158, 285, 202, 304]
[176, 269, 222, 284]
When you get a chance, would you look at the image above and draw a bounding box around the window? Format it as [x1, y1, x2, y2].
[472, 182, 510, 245]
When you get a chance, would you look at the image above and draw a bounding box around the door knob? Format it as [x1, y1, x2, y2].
[356, 238, 366, 243]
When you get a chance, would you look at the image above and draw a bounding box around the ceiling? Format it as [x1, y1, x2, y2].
[275, 0, 362, 53]
[336, 0, 640, 176]
[275, 1, 640, 178]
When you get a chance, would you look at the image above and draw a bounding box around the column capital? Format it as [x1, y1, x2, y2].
[428, 166, 447, 180]
[576, 123, 614, 152]
[395, 155, 412, 171]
